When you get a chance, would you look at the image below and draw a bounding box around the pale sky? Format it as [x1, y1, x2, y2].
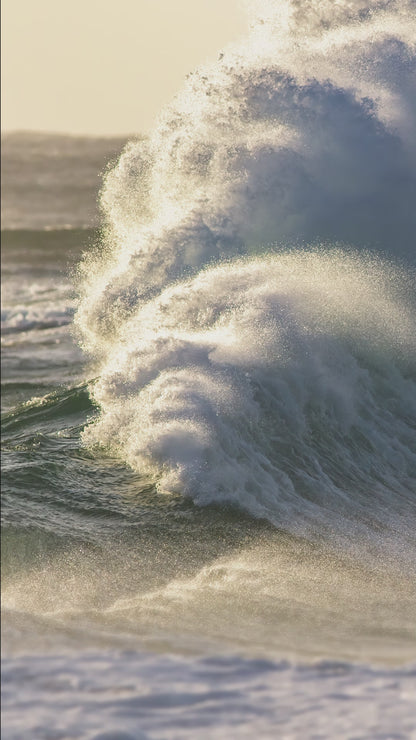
[1, 0, 248, 136]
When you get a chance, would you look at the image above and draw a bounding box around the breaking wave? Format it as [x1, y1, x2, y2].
[75, 0, 416, 535]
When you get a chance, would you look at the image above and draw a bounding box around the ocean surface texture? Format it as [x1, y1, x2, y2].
[2, 1, 416, 738]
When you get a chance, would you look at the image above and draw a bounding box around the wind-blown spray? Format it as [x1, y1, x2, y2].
[76, 0, 416, 535]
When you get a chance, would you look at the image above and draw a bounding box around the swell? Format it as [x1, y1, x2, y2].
[1, 227, 96, 260]
[1, 383, 140, 540]
[1, 383, 96, 439]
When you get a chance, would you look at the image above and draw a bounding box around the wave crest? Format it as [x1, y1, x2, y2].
[81, 251, 416, 532]
[76, 0, 416, 532]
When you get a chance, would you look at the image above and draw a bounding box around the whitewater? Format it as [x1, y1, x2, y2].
[2, 0, 416, 738]
[76, 0, 416, 539]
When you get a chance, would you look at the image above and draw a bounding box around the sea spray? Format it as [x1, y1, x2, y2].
[3, 13, 416, 731]
[76, 0, 416, 534]
[79, 250, 415, 534]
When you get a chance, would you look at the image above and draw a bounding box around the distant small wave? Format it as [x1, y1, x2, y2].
[1, 308, 75, 335]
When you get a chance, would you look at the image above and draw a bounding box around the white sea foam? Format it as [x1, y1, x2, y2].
[3, 650, 416, 740]
[76, 0, 416, 532]
[80, 251, 415, 533]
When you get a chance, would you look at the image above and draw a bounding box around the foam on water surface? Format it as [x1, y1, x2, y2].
[3, 651, 416, 740]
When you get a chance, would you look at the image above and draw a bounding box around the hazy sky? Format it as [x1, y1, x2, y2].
[1, 0, 247, 136]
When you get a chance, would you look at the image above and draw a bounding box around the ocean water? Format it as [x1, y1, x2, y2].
[2, 1, 416, 738]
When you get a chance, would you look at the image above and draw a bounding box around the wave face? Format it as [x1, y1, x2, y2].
[76, 0, 416, 536]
